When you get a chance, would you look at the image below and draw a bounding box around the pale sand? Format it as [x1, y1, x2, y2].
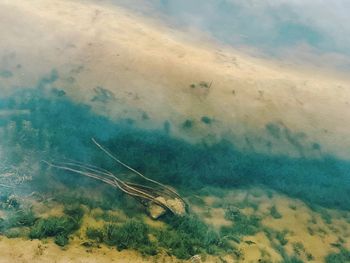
[0, 1, 350, 262]
[0, 203, 179, 263]
[189, 188, 350, 262]
[2, 188, 349, 262]
[0, 236, 173, 263]
[0, 0, 350, 159]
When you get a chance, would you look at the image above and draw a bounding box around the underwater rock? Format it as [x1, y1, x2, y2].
[148, 196, 186, 219]
[167, 198, 186, 216]
[149, 197, 167, 219]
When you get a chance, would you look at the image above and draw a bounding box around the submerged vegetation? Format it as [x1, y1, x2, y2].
[0, 181, 349, 261]
[87, 219, 157, 255]
[1, 73, 350, 261]
[157, 214, 232, 259]
[201, 116, 213, 124]
[221, 206, 262, 239]
[29, 215, 78, 246]
[270, 205, 282, 219]
[86, 214, 232, 259]
[325, 247, 350, 263]
[1, 77, 349, 211]
[0, 201, 84, 246]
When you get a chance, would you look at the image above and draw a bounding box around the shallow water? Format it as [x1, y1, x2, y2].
[1, 1, 350, 262]
[0, 74, 349, 262]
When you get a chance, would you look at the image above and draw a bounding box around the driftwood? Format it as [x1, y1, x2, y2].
[45, 138, 187, 218]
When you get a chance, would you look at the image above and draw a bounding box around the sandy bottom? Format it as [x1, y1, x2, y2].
[0, 237, 151, 263]
[1, 188, 349, 263]
[190, 188, 350, 262]
[0, 0, 350, 159]
[0, 0, 350, 262]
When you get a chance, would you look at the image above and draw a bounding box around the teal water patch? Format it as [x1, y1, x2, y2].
[0, 81, 349, 210]
[116, 0, 350, 61]
[276, 22, 323, 47]
[0, 70, 13, 78]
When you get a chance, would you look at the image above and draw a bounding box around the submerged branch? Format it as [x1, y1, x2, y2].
[44, 139, 188, 218]
[91, 138, 185, 203]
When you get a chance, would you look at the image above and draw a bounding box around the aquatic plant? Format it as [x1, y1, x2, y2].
[275, 230, 289, 246]
[64, 205, 84, 222]
[29, 205, 84, 246]
[91, 86, 115, 103]
[157, 214, 231, 259]
[89, 213, 229, 259]
[107, 220, 154, 251]
[86, 227, 104, 242]
[201, 116, 212, 124]
[6, 209, 37, 228]
[325, 248, 350, 263]
[270, 205, 282, 219]
[235, 198, 259, 211]
[92, 210, 121, 223]
[182, 119, 194, 129]
[86, 219, 157, 255]
[263, 227, 306, 262]
[0, 202, 37, 237]
[306, 253, 314, 261]
[289, 204, 297, 210]
[292, 242, 305, 255]
[3, 228, 22, 238]
[53, 191, 119, 211]
[282, 256, 304, 263]
[320, 209, 332, 224]
[221, 206, 261, 239]
[29, 216, 76, 245]
[263, 228, 289, 247]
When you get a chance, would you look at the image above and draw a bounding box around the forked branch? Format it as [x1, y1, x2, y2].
[45, 139, 187, 218]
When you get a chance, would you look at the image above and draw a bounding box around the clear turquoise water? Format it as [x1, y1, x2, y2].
[111, 0, 350, 69]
